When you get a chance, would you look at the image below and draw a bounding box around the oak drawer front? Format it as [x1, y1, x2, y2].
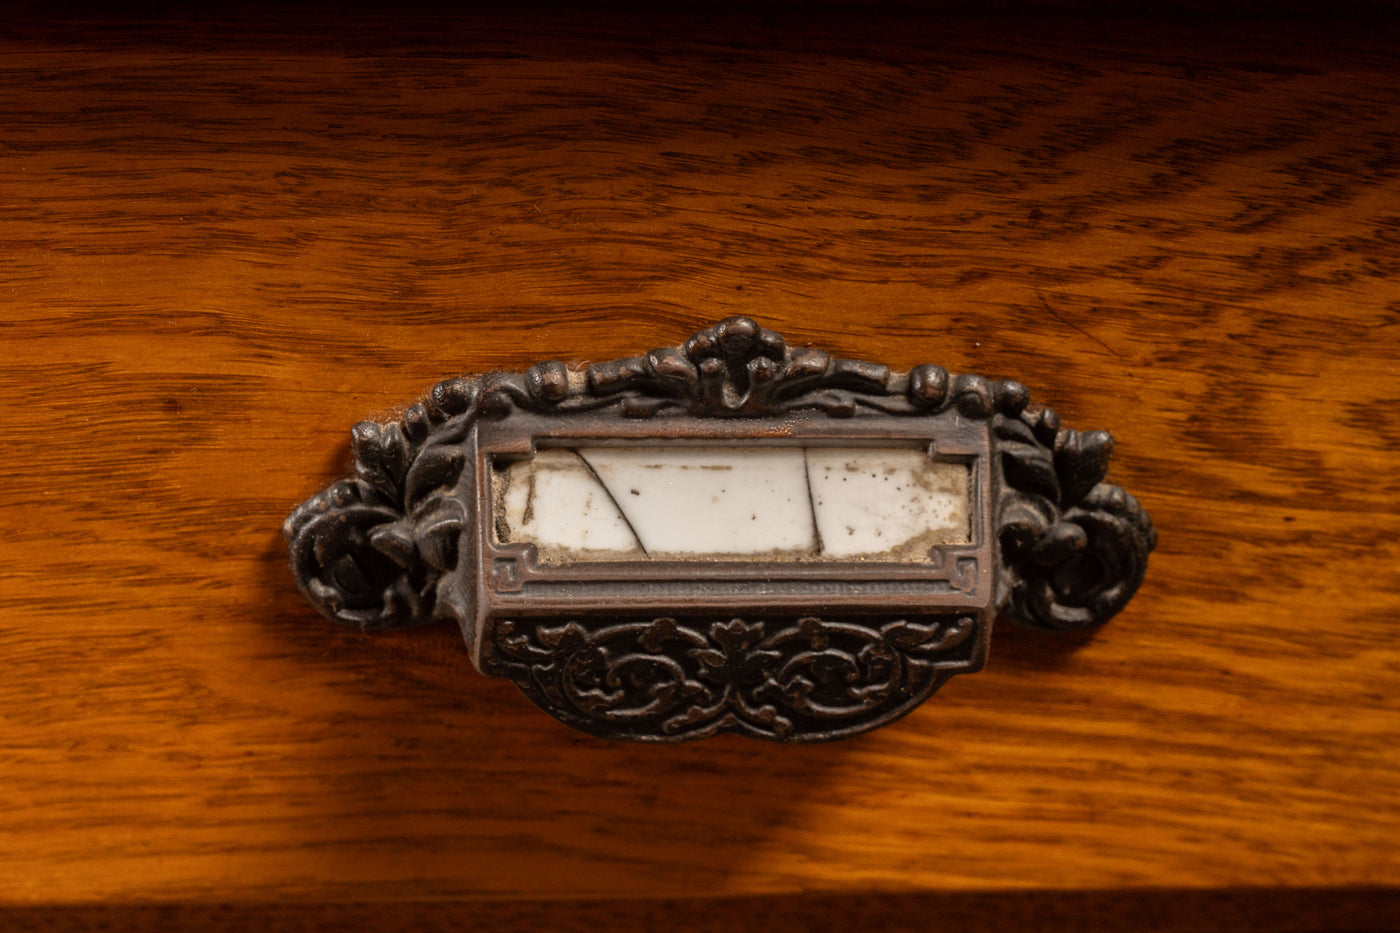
[3, 8, 1397, 931]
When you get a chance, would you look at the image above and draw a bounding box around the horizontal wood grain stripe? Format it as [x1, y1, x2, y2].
[1, 10, 1397, 913]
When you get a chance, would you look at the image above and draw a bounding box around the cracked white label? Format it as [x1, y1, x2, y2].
[494, 446, 969, 562]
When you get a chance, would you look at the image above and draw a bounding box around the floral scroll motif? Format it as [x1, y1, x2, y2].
[993, 409, 1157, 631]
[489, 614, 978, 742]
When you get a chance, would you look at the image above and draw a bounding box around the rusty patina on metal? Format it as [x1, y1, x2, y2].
[286, 318, 1155, 742]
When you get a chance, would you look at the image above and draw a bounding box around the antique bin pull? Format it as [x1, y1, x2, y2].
[286, 318, 1156, 742]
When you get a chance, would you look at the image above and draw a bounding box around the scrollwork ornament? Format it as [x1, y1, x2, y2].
[488, 614, 978, 742]
[285, 316, 1156, 741]
[993, 409, 1157, 631]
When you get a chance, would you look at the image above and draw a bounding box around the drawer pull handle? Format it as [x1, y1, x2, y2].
[285, 317, 1156, 742]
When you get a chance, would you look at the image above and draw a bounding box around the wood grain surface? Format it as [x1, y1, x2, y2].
[2, 7, 1398, 930]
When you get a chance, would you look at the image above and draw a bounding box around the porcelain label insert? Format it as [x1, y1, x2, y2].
[495, 445, 970, 562]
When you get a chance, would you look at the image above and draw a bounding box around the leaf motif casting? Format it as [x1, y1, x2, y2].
[489, 615, 978, 742]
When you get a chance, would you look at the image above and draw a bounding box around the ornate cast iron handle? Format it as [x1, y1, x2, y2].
[285, 318, 1156, 743]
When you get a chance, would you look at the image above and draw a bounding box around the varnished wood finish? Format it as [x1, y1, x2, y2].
[2, 8, 1398, 929]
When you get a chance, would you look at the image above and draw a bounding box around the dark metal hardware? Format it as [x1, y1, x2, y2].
[285, 318, 1156, 742]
